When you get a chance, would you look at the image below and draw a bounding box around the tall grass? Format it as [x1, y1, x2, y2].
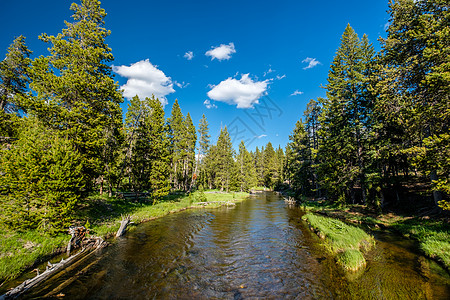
[302, 213, 374, 271]
[392, 219, 450, 270]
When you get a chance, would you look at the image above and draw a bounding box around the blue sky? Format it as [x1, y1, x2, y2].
[0, 0, 390, 151]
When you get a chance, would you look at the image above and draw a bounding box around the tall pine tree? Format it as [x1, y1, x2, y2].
[319, 24, 376, 204]
[26, 0, 123, 192]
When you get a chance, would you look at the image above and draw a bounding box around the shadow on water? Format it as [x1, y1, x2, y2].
[18, 192, 450, 299]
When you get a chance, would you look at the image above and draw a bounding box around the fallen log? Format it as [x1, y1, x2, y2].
[1, 237, 106, 300]
[115, 215, 131, 238]
[284, 196, 296, 205]
[194, 201, 228, 205]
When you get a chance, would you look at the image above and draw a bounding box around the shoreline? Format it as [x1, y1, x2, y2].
[300, 199, 450, 273]
[0, 191, 250, 289]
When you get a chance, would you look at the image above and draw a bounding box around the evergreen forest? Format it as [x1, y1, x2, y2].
[0, 0, 448, 247]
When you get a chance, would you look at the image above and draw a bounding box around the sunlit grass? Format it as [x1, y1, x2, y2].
[0, 229, 68, 283]
[0, 190, 249, 283]
[302, 199, 450, 271]
[392, 219, 450, 270]
[302, 213, 374, 271]
[336, 249, 366, 272]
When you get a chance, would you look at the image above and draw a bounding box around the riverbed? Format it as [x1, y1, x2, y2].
[18, 192, 450, 299]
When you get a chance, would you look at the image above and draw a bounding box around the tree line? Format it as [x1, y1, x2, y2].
[284, 0, 449, 212]
[0, 0, 285, 232]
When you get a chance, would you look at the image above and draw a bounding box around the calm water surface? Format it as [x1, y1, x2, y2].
[21, 192, 450, 299]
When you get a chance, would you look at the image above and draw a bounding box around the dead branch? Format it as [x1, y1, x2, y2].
[115, 215, 131, 238]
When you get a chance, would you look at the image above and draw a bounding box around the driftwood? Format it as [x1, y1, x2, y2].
[195, 201, 236, 206]
[1, 237, 106, 300]
[116, 215, 131, 238]
[284, 196, 296, 205]
[67, 226, 87, 255]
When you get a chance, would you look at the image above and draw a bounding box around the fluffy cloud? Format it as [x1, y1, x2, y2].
[184, 51, 194, 60]
[290, 90, 304, 96]
[207, 74, 269, 109]
[205, 42, 236, 61]
[203, 99, 217, 109]
[113, 59, 175, 106]
[302, 57, 321, 70]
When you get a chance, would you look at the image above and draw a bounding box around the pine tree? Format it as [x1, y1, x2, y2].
[167, 99, 185, 190]
[184, 113, 196, 191]
[319, 24, 375, 204]
[214, 127, 234, 192]
[276, 146, 285, 188]
[124, 95, 149, 195]
[254, 147, 265, 187]
[0, 36, 32, 141]
[26, 0, 123, 192]
[204, 144, 217, 189]
[380, 0, 450, 208]
[236, 141, 257, 192]
[287, 120, 312, 196]
[263, 142, 279, 189]
[123, 96, 170, 201]
[0, 118, 85, 231]
[147, 97, 171, 201]
[195, 114, 210, 188]
[304, 98, 322, 195]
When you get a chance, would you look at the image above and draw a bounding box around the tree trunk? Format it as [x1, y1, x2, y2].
[99, 175, 104, 195]
[430, 170, 443, 207]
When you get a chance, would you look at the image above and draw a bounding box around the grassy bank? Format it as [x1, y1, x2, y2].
[302, 212, 374, 271]
[302, 199, 450, 271]
[0, 190, 249, 284]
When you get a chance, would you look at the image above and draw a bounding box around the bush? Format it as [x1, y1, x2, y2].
[0, 119, 85, 232]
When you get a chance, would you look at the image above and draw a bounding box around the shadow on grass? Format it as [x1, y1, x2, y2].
[77, 192, 188, 224]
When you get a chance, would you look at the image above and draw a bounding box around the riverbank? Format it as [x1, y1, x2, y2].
[0, 190, 249, 285]
[302, 213, 374, 271]
[301, 199, 450, 271]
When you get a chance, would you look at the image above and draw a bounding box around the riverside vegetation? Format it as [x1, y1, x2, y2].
[0, 190, 249, 283]
[302, 213, 374, 271]
[0, 0, 448, 287]
[301, 199, 450, 271]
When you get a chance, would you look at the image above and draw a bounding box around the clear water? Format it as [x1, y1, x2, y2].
[18, 192, 450, 299]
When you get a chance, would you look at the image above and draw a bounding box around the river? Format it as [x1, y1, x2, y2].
[19, 192, 450, 299]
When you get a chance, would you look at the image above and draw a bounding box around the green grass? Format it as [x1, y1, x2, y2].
[302, 199, 450, 271]
[0, 190, 249, 283]
[391, 218, 450, 270]
[0, 229, 68, 284]
[302, 213, 374, 271]
[336, 249, 366, 272]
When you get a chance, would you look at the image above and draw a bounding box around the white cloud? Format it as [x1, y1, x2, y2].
[263, 68, 274, 77]
[205, 42, 236, 61]
[184, 51, 194, 60]
[257, 134, 267, 139]
[290, 90, 304, 96]
[302, 57, 321, 70]
[207, 74, 269, 109]
[203, 99, 217, 109]
[174, 81, 190, 89]
[384, 22, 390, 31]
[113, 59, 174, 106]
[276, 74, 286, 80]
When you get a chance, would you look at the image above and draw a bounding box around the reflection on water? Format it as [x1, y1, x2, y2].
[21, 192, 449, 299]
